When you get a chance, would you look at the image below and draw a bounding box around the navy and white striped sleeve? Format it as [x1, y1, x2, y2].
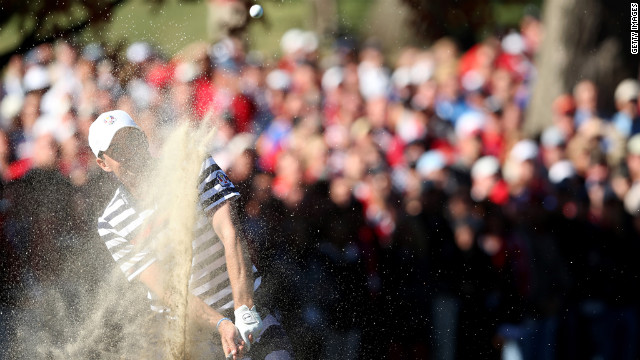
[98, 193, 157, 282]
[98, 219, 157, 281]
[198, 155, 240, 216]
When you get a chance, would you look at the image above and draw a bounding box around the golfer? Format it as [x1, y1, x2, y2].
[89, 110, 292, 360]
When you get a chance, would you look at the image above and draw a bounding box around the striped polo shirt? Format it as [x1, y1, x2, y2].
[97, 155, 259, 312]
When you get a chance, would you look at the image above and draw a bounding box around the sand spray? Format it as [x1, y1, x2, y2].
[8, 122, 220, 359]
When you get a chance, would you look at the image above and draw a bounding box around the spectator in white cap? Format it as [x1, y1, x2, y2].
[358, 42, 390, 101]
[510, 139, 539, 163]
[626, 134, 640, 185]
[503, 139, 540, 198]
[470, 155, 508, 205]
[1, 94, 23, 130]
[548, 159, 576, 186]
[3, 55, 25, 97]
[611, 78, 639, 138]
[623, 181, 640, 217]
[416, 149, 447, 188]
[22, 65, 50, 94]
[120, 41, 157, 112]
[540, 125, 567, 169]
[126, 41, 152, 64]
[453, 111, 485, 171]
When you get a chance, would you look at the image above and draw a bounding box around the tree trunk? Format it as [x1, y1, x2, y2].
[311, 0, 337, 43]
[366, 0, 413, 61]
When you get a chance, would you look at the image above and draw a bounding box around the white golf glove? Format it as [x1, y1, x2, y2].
[234, 305, 263, 351]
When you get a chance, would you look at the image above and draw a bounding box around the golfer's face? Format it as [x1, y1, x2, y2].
[103, 128, 151, 186]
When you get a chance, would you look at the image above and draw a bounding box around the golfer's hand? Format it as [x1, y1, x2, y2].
[234, 305, 263, 351]
[218, 320, 246, 360]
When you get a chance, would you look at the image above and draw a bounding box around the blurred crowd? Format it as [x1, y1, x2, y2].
[2, 13, 640, 360]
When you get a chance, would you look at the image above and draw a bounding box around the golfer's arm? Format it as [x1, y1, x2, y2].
[211, 202, 254, 309]
[138, 262, 227, 330]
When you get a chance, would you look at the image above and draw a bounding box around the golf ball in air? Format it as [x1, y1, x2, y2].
[250, 4, 263, 18]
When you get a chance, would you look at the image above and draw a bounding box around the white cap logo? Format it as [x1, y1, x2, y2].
[104, 115, 117, 125]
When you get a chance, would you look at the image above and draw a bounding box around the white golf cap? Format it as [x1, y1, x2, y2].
[455, 111, 485, 138]
[501, 32, 525, 55]
[266, 69, 291, 91]
[548, 160, 575, 184]
[625, 182, 640, 215]
[510, 139, 539, 162]
[322, 66, 344, 91]
[541, 125, 566, 148]
[126, 41, 151, 63]
[23, 65, 50, 92]
[416, 150, 446, 178]
[471, 155, 500, 179]
[614, 79, 639, 103]
[627, 133, 640, 156]
[88, 110, 141, 157]
[280, 28, 304, 54]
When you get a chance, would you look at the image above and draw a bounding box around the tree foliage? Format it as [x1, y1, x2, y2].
[0, 0, 209, 67]
[0, 0, 131, 66]
[399, 0, 496, 49]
